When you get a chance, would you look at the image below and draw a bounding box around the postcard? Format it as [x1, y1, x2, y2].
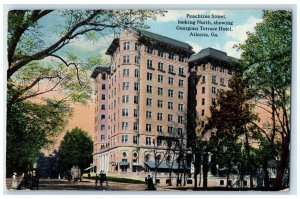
[5, 8, 292, 192]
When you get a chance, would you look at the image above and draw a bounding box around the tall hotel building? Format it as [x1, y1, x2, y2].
[91, 30, 236, 182]
[91, 30, 194, 178]
[188, 48, 236, 140]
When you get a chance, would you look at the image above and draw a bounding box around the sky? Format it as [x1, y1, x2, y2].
[37, 9, 263, 63]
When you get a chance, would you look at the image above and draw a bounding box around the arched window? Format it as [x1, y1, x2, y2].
[145, 154, 151, 162]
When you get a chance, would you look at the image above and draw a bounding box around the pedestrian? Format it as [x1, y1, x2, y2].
[147, 175, 154, 190]
[100, 171, 104, 187]
[95, 174, 99, 186]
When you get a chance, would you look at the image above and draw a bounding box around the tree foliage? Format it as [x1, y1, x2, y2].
[236, 10, 291, 189]
[206, 75, 259, 188]
[58, 127, 93, 172]
[6, 98, 71, 176]
[7, 10, 166, 109]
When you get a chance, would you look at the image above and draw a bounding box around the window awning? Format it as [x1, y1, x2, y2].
[144, 160, 189, 170]
[119, 161, 129, 166]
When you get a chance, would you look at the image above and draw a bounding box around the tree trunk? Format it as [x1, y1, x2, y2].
[250, 173, 254, 189]
[203, 153, 208, 188]
[275, 136, 289, 190]
[263, 157, 270, 189]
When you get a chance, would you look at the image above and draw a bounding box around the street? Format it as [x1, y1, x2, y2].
[6, 178, 186, 191]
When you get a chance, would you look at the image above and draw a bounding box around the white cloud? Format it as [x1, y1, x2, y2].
[226, 17, 262, 42]
[223, 41, 242, 58]
[156, 10, 206, 22]
[68, 34, 114, 52]
[185, 41, 203, 53]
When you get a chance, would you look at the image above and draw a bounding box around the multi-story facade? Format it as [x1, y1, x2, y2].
[91, 30, 194, 182]
[91, 30, 239, 186]
[188, 48, 236, 137]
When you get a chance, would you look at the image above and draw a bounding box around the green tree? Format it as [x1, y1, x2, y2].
[6, 98, 71, 176]
[58, 127, 93, 172]
[206, 75, 259, 188]
[236, 10, 291, 189]
[7, 10, 166, 111]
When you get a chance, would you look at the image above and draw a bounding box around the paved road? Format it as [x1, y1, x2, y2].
[38, 178, 165, 191]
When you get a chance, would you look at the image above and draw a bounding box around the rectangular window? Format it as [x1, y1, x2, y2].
[134, 96, 139, 104]
[157, 125, 163, 133]
[202, 98, 205, 105]
[211, 65, 216, 71]
[220, 78, 225, 85]
[201, 109, 205, 116]
[157, 100, 163, 108]
[122, 82, 129, 90]
[147, 59, 153, 69]
[146, 111, 152, 119]
[220, 67, 225, 73]
[123, 56, 130, 63]
[122, 95, 129, 103]
[168, 126, 173, 133]
[133, 122, 139, 131]
[178, 104, 184, 111]
[101, 115, 106, 120]
[134, 82, 139, 91]
[122, 135, 128, 143]
[179, 56, 184, 62]
[147, 46, 153, 54]
[101, 135, 105, 141]
[168, 52, 175, 60]
[101, 104, 106, 110]
[177, 128, 183, 136]
[179, 79, 184, 87]
[135, 56, 140, 64]
[168, 89, 173, 97]
[178, 116, 183, 123]
[122, 122, 128, 130]
[178, 91, 184, 99]
[102, 84, 106, 90]
[212, 75, 217, 84]
[135, 42, 140, 51]
[158, 75, 164, 82]
[134, 69, 139, 78]
[202, 76, 206, 83]
[133, 135, 138, 144]
[146, 124, 152, 132]
[157, 113, 163, 120]
[158, 87, 163, 95]
[134, 109, 139, 117]
[202, 87, 205, 94]
[101, 125, 105, 131]
[168, 102, 173, 110]
[168, 114, 173, 122]
[169, 65, 174, 73]
[179, 67, 185, 76]
[166, 78, 173, 87]
[122, 109, 128, 116]
[147, 72, 152, 80]
[146, 137, 151, 145]
[158, 62, 164, 71]
[102, 94, 106, 100]
[146, 85, 152, 93]
[158, 50, 164, 57]
[212, 87, 216, 94]
[124, 42, 130, 50]
[146, 98, 152, 105]
[123, 69, 129, 77]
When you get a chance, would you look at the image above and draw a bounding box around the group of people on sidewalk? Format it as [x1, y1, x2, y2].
[95, 171, 108, 187]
